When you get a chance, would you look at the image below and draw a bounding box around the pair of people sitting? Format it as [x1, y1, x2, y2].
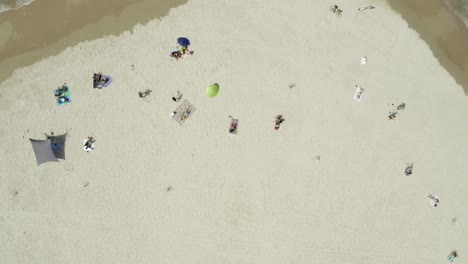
[93, 72, 112, 88]
[55, 85, 68, 96]
[169, 46, 193, 60]
[275, 115, 285, 130]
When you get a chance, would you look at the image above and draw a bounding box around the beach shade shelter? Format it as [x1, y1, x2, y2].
[205, 84, 219, 98]
[29, 133, 67, 165]
[47, 133, 67, 160]
[177, 37, 190, 47]
[30, 139, 59, 165]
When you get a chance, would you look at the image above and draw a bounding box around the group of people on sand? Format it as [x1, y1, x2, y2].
[170, 45, 193, 60]
[334, 3, 458, 259]
[388, 103, 406, 120]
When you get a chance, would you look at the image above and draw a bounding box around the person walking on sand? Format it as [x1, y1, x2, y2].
[448, 251, 458, 262]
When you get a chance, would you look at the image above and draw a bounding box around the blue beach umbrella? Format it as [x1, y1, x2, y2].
[177, 37, 190, 47]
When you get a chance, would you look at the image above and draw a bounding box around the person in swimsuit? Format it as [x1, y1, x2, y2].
[84, 136, 95, 150]
[405, 163, 413, 176]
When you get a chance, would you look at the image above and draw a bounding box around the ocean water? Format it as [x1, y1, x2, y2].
[444, 0, 468, 26]
[0, 0, 34, 13]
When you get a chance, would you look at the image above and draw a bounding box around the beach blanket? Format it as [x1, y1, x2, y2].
[353, 86, 364, 102]
[94, 75, 112, 88]
[54, 85, 71, 105]
[172, 99, 195, 125]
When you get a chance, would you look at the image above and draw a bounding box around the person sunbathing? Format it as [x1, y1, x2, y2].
[170, 50, 182, 60]
[388, 112, 397, 120]
[181, 109, 191, 120]
[275, 115, 284, 125]
[93, 72, 112, 88]
[172, 91, 183, 102]
[84, 137, 95, 150]
[404, 163, 413, 176]
[229, 120, 238, 133]
[428, 194, 440, 206]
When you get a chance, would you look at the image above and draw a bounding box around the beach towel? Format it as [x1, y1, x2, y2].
[353, 86, 364, 102]
[101, 75, 112, 87]
[94, 75, 112, 88]
[229, 118, 239, 134]
[54, 85, 71, 105]
[172, 99, 195, 125]
[448, 252, 457, 262]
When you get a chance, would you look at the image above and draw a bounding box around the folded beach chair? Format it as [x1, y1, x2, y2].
[353, 85, 364, 102]
[229, 118, 238, 134]
[54, 85, 71, 105]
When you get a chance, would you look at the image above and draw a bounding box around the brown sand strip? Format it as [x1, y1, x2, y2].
[0, 0, 187, 85]
[387, 0, 468, 95]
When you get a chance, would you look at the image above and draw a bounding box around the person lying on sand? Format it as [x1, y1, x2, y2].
[84, 136, 95, 150]
[448, 251, 458, 262]
[172, 91, 183, 102]
[181, 109, 191, 120]
[179, 45, 193, 56]
[428, 194, 440, 207]
[405, 163, 413, 176]
[93, 72, 112, 88]
[275, 115, 284, 125]
[388, 112, 397, 120]
[274, 115, 285, 130]
[229, 119, 238, 133]
[170, 50, 182, 60]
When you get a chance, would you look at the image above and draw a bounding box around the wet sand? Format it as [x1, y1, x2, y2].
[0, 0, 187, 83]
[387, 0, 468, 95]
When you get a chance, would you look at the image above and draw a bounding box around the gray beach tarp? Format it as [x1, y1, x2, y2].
[30, 139, 59, 165]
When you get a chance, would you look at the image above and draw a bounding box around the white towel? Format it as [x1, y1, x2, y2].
[353, 86, 364, 102]
[361, 57, 367, 65]
[83, 139, 95, 152]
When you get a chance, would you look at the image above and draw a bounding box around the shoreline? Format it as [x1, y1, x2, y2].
[0, 0, 466, 97]
[0, 0, 187, 85]
[387, 0, 468, 95]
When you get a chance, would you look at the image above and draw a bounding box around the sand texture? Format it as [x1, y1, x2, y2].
[1, 0, 468, 263]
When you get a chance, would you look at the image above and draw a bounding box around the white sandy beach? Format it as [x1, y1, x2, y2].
[1, 0, 468, 263]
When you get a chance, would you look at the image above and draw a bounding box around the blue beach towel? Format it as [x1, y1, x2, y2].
[54, 85, 71, 105]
